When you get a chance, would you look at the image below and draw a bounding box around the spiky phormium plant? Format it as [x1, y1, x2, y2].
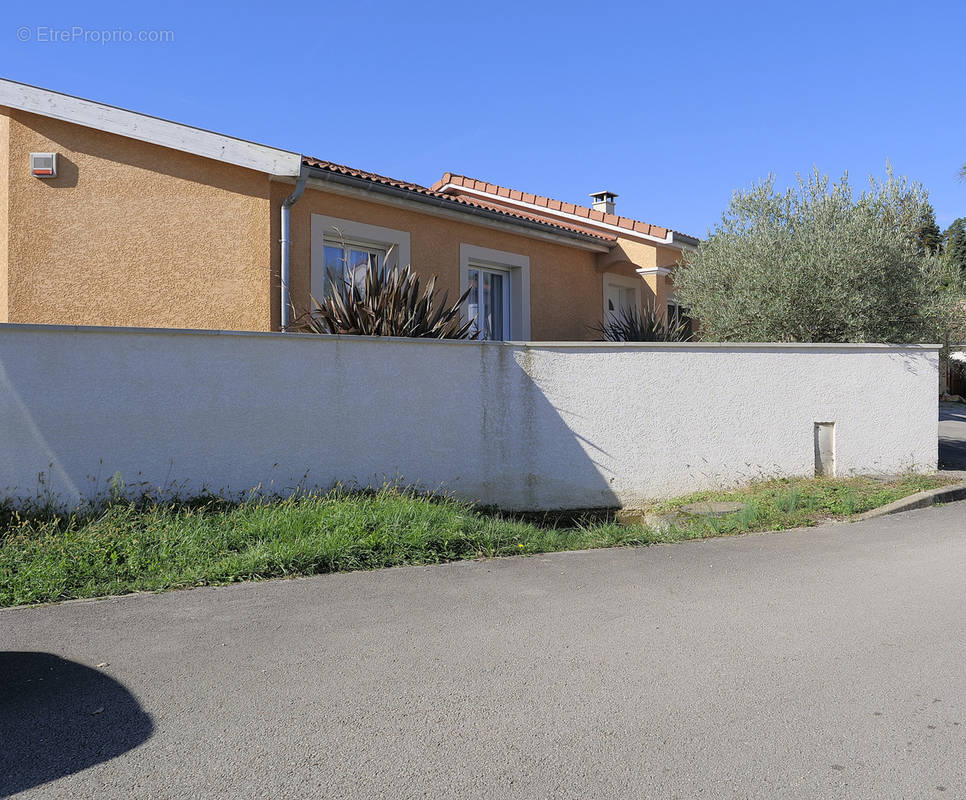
[292, 257, 474, 339]
[593, 305, 691, 342]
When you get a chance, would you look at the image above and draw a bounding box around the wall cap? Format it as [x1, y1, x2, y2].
[0, 323, 942, 351]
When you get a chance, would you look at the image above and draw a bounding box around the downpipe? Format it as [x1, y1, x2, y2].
[280, 165, 309, 331]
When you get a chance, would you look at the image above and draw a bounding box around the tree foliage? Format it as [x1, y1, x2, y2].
[674, 169, 960, 343]
[944, 217, 966, 282]
[914, 202, 943, 255]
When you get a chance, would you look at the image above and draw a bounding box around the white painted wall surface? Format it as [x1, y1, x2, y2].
[0, 325, 938, 510]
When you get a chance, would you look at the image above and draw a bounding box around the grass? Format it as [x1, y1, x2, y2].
[0, 473, 956, 608]
[644, 473, 955, 532]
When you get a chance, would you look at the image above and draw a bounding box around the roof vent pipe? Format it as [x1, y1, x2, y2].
[280, 164, 309, 331]
[589, 190, 618, 215]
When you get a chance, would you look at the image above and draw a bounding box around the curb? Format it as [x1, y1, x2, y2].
[852, 481, 966, 522]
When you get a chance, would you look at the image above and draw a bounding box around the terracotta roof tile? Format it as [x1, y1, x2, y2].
[456, 195, 618, 240]
[301, 157, 613, 243]
[430, 172, 697, 243]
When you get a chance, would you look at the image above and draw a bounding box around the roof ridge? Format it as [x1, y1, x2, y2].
[431, 172, 697, 243]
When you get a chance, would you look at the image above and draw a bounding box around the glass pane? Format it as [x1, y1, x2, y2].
[323, 245, 345, 294]
[467, 269, 481, 339]
[618, 287, 635, 313]
[482, 272, 493, 339]
[348, 249, 371, 295]
[486, 272, 505, 340]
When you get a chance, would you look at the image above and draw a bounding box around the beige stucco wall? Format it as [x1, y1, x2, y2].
[2, 108, 274, 330]
[596, 236, 683, 313]
[0, 111, 8, 322]
[1, 107, 683, 339]
[278, 182, 611, 341]
[657, 245, 686, 307]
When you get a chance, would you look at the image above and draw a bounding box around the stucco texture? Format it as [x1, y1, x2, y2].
[0, 111, 8, 323]
[2, 108, 273, 330]
[0, 325, 939, 511]
[1, 107, 678, 337]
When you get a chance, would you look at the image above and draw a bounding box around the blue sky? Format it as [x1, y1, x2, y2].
[6, 0, 965, 236]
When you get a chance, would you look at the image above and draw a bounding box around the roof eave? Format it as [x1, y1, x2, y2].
[302, 165, 613, 252]
[670, 232, 700, 249]
[0, 77, 303, 176]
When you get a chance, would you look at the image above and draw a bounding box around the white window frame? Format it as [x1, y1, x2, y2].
[459, 244, 530, 340]
[602, 272, 642, 319]
[321, 239, 386, 295]
[311, 214, 411, 301]
[466, 264, 512, 341]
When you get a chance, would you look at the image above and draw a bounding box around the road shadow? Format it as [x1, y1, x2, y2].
[940, 403, 966, 425]
[0, 652, 153, 796]
[939, 440, 966, 470]
[939, 403, 966, 471]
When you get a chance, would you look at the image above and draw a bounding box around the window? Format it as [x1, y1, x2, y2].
[459, 244, 531, 340]
[667, 299, 693, 338]
[467, 265, 511, 340]
[311, 215, 411, 308]
[322, 240, 385, 296]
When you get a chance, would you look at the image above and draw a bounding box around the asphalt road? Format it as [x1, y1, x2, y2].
[2, 504, 965, 799]
[940, 401, 966, 470]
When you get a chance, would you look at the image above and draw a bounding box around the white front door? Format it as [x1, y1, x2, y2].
[605, 282, 638, 321]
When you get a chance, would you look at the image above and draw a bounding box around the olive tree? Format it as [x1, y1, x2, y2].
[674, 169, 959, 343]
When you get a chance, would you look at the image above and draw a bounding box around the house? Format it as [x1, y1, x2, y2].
[0, 79, 697, 340]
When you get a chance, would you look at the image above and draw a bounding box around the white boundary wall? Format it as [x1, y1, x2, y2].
[0, 325, 939, 510]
